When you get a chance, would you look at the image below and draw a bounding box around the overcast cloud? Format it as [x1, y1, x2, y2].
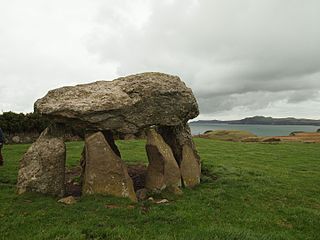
[0, 0, 320, 120]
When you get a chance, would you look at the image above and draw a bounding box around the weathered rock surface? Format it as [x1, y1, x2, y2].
[82, 132, 137, 202]
[145, 129, 181, 191]
[180, 144, 201, 187]
[157, 123, 201, 188]
[17, 128, 66, 196]
[158, 123, 198, 165]
[35, 72, 199, 134]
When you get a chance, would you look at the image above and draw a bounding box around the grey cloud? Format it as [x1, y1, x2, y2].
[198, 91, 287, 114]
[87, 0, 320, 118]
[1, 0, 320, 119]
[287, 90, 320, 104]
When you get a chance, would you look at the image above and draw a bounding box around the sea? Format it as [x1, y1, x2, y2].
[189, 123, 319, 136]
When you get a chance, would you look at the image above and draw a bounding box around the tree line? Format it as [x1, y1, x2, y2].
[0, 111, 50, 135]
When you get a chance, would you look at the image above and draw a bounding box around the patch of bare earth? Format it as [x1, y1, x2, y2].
[65, 166, 82, 197]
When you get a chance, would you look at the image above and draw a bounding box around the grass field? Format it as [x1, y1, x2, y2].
[0, 139, 319, 240]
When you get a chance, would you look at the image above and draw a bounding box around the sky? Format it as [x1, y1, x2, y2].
[0, 0, 320, 120]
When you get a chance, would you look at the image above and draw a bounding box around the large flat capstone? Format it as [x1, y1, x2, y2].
[35, 72, 199, 134]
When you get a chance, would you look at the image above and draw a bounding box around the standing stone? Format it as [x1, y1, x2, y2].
[158, 123, 201, 187]
[158, 123, 198, 164]
[145, 129, 181, 192]
[82, 132, 137, 202]
[180, 144, 201, 187]
[17, 128, 66, 196]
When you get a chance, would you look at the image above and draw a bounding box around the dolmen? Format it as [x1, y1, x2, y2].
[17, 72, 201, 202]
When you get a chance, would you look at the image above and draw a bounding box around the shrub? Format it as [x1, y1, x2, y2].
[0, 111, 50, 135]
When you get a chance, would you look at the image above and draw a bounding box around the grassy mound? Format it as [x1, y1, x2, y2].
[200, 129, 257, 141]
[0, 140, 320, 239]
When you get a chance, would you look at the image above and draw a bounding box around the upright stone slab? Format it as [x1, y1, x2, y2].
[17, 128, 66, 196]
[145, 129, 181, 191]
[158, 123, 201, 187]
[180, 144, 201, 187]
[158, 123, 197, 163]
[82, 132, 137, 202]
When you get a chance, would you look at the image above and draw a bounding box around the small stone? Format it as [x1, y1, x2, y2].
[147, 197, 154, 201]
[155, 199, 169, 204]
[58, 196, 77, 205]
[12, 136, 20, 144]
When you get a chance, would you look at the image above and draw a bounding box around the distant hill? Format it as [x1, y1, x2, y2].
[190, 116, 320, 126]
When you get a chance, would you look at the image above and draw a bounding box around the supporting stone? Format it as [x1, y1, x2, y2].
[17, 127, 66, 196]
[82, 132, 137, 202]
[180, 144, 201, 187]
[145, 128, 181, 192]
[157, 123, 194, 163]
[158, 123, 201, 187]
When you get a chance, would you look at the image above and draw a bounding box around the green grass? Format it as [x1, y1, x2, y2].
[0, 139, 319, 240]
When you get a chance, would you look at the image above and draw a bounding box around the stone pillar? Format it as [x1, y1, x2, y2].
[180, 144, 201, 187]
[82, 132, 137, 202]
[145, 128, 181, 192]
[17, 127, 66, 196]
[158, 123, 201, 187]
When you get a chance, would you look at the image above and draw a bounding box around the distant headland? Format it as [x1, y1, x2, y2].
[190, 116, 320, 126]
